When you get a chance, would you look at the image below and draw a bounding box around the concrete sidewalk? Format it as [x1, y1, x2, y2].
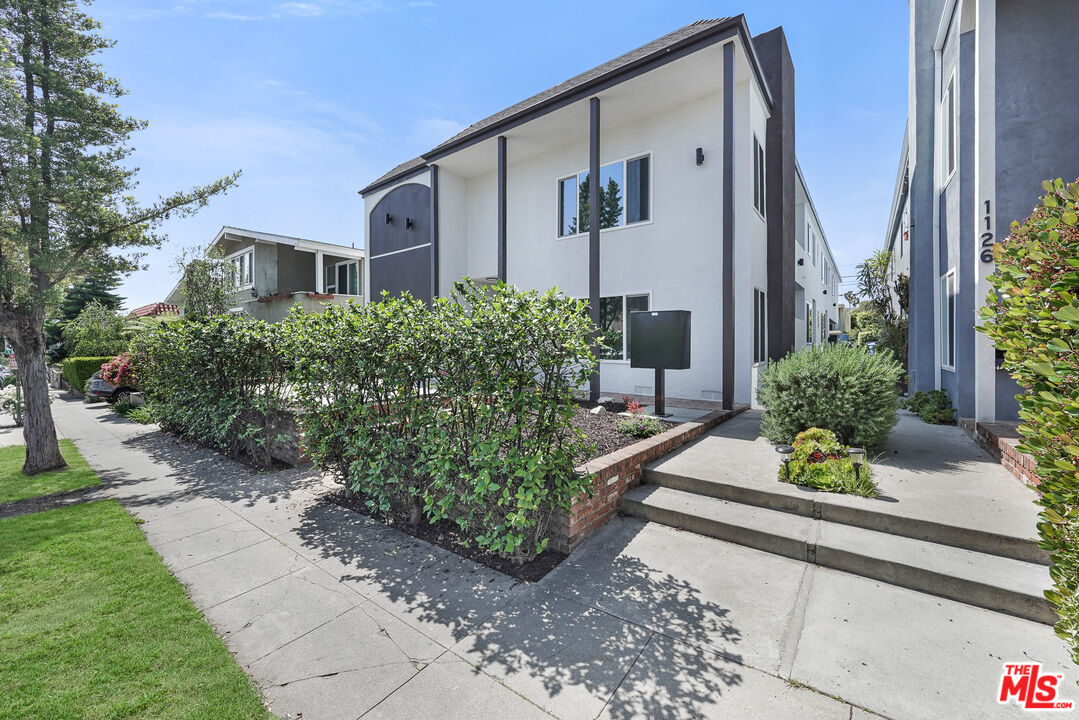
[40, 395, 1077, 719]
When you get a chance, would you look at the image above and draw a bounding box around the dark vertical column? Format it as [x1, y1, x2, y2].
[497, 136, 507, 283]
[722, 43, 735, 411]
[430, 164, 440, 299]
[753, 27, 796, 363]
[589, 97, 601, 402]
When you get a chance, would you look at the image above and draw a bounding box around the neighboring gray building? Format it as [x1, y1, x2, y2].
[359, 16, 840, 408]
[887, 0, 1079, 421]
[166, 226, 365, 323]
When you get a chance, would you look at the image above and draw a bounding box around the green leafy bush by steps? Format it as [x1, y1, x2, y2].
[779, 428, 877, 497]
[978, 177, 1079, 666]
[615, 414, 665, 439]
[130, 315, 290, 467]
[283, 280, 599, 563]
[61, 356, 113, 395]
[757, 344, 901, 448]
[901, 390, 956, 424]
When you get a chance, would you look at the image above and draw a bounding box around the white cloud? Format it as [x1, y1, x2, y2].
[277, 2, 323, 16]
[205, 11, 265, 20]
[409, 117, 465, 149]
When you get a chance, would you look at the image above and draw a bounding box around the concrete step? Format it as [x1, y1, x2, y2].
[620, 484, 1055, 624]
[643, 466, 1048, 565]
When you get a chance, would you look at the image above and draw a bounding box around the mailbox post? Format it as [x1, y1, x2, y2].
[629, 310, 691, 417]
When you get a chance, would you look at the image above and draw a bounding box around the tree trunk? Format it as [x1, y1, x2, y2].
[12, 326, 65, 475]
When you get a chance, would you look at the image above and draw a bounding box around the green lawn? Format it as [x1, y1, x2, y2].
[0, 500, 273, 719]
[0, 439, 100, 504]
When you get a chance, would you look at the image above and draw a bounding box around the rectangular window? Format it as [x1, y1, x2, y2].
[821, 311, 827, 344]
[558, 154, 650, 237]
[326, 260, 360, 295]
[753, 136, 766, 216]
[941, 270, 956, 369]
[753, 289, 767, 363]
[942, 74, 956, 179]
[230, 249, 253, 288]
[807, 303, 814, 343]
[597, 293, 649, 360]
[558, 175, 578, 236]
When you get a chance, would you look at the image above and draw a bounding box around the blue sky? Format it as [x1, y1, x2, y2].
[94, 0, 909, 310]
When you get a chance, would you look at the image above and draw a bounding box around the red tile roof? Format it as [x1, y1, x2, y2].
[129, 302, 179, 317]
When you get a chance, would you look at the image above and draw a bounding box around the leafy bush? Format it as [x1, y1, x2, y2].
[100, 352, 138, 388]
[902, 390, 955, 424]
[283, 280, 598, 562]
[62, 300, 127, 357]
[131, 315, 290, 466]
[978, 177, 1079, 665]
[61, 356, 113, 395]
[616, 414, 665, 439]
[758, 344, 901, 448]
[779, 427, 877, 497]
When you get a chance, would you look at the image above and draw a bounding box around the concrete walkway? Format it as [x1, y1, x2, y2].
[36, 395, 1078, 719]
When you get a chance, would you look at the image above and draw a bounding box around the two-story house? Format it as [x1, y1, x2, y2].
[166, 226, 366, 322]
[360, 16, 840, 408]
[886, 0, 1079, 422]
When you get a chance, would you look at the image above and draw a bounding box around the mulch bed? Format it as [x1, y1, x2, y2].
[571, 399, 678, 462]
[326, 490, 567, 582]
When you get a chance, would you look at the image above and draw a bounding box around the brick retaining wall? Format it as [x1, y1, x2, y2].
[550, 405, 747, 553]
[958, 417, 1041, 488]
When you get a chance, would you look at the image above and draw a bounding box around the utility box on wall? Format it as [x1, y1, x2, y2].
[629, 310, 691, 370]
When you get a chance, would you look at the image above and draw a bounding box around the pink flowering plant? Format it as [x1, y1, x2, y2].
[101, 352, 138, 388]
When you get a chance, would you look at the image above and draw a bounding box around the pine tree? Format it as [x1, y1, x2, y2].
[600, 176, 623, 229]
[0, 2, 238, 474]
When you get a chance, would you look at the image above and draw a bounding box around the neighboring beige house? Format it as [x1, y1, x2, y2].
[166, 226, 365, 322]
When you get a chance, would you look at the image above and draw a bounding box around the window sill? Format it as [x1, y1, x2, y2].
[556, 219, 653, 242]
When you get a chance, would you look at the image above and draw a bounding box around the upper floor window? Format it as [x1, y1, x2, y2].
[941, 74, 957, 180]
[558, 154, 650, 237]
[229, 249, 253, 288]
[753, 136, 766, 217]
[327, 260, 360, 295]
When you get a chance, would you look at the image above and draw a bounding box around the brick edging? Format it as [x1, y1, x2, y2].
[551, 405, 748, 552]
[958, 417, 1041, 488]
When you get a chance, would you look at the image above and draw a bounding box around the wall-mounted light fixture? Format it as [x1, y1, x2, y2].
[406, 217, 414, 229]
[695, 147, 705, 166]
[797, 258, 805, 266]
[385, 213, 393, 224]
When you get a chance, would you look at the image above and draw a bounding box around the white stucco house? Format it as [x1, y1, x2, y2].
[166, 226, 365, 323]
[360, 16, 840, 408]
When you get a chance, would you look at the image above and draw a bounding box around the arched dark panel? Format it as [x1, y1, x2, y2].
[369, 183, 433, 304]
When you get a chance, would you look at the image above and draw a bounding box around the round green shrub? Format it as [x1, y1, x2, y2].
[757, 344, 901, 448]
[615, 414, 665, 439]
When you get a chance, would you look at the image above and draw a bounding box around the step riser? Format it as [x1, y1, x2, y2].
[645, 468, 1049, 566]
[621, 498, 1054, 625]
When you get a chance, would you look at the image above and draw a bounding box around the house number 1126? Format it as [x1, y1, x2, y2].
[980, 199, 994, 263]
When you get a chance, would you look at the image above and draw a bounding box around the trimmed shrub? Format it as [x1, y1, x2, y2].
[130, 315, 290, 467]
[283, 280, 598, 562]
[616, 414, 665, 439]
[61, 356, 113, 394]
[902, 390, 955, 424]
[758, 344, 901, 448]
[979, 177, 1079, 666]
[780, 428, 877, 497]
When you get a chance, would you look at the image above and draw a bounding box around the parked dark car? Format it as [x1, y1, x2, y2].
[827, 331, 852, 346]
[86, 371, 136, 404]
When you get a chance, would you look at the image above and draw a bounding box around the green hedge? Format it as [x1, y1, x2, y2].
[902, 390, 955, 424]
[282, 280, 598, 562]
[979, 177, 1079, 666]
[61, 357, 113, 394]
[757, 344, 901, 448]
[130, 315, 289, 467]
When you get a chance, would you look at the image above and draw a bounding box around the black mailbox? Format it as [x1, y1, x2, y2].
[629, 310, 691, 370]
